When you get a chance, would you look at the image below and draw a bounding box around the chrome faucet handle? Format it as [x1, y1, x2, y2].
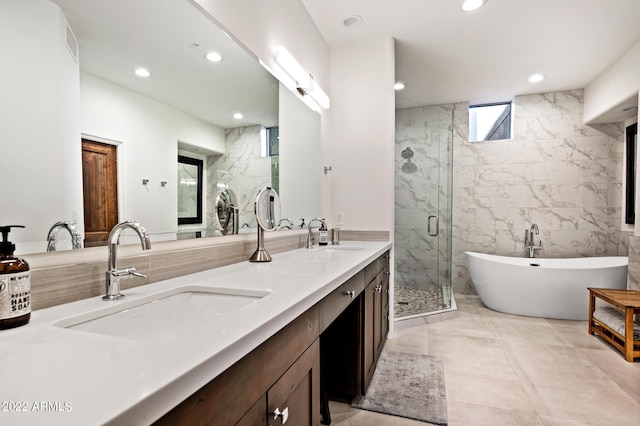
[114, 267, 147, 280]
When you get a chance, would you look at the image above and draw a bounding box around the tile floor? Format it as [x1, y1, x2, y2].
[330, 295, 640, 426]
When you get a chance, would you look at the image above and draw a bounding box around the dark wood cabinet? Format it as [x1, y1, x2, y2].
[363, 255, 390, 392]
[322, 251, 390, 401]
[155, 307, 319, 426]
[236, 341, 320, 425]
[268, 339, 320, 425]
[156, 250, 390, 426]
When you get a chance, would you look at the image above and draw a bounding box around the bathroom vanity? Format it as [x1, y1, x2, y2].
[0, 241, 391, 425]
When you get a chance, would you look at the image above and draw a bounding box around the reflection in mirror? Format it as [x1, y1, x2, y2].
[2, 0, 323, 256]
[214, 188, 239, 235]
[250, 187, 282, 263]
[177, 156, 203, 225]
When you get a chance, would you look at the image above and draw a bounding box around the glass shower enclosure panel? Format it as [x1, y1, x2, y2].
[394, 106, 453, 318]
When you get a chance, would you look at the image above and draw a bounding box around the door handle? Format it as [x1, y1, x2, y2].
[428, 215, 438, 236]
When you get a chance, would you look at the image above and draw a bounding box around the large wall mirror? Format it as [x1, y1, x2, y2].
[0, 0, 322, 255]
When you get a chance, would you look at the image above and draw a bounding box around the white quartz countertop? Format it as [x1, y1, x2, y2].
[0, 241, 391, 426]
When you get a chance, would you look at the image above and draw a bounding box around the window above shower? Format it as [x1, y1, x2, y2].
[468, 101, 513, 142]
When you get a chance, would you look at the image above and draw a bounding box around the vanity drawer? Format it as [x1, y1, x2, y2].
[319, 270, 364, 332]
[364, 251, 390, 284]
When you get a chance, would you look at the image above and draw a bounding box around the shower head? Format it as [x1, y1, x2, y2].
[401, 147, 414, 160]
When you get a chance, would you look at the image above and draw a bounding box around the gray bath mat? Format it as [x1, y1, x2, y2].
[352, 351, 448, 425]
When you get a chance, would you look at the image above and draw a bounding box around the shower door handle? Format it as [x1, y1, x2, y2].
[428, 215, 438, 236]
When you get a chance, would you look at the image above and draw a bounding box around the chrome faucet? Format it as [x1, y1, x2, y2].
[46, 221, 82, 251]
[306, 218, 326, 248]
[524, 223, 542, 258]
[278, 218, 294, 229]
[103, 220, 151, 301]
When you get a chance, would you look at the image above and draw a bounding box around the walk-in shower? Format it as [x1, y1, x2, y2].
[394, 105, 454, 319]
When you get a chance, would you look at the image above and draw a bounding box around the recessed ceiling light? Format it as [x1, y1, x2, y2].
[461, 0, 486, 12]
[394, 82, 406, 91]
[205, 52, 222, 62]
[134, 68, 151, 78]
[233, 113, 243, 119]
[342, 15, 363, 29]
[528, 73, 545, 83]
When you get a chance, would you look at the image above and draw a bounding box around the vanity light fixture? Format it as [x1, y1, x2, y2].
[274, 46, 330, 109]
[461, 0, 486, 11]
[205, 52, 222, 62]
[528, 73, 545, 83]
[275, 46, 312, 89]
[394, 82, 406, 91]
[134, 68, 151, 78]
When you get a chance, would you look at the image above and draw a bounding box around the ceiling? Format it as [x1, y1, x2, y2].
[302, 0, 640, 118]
[49, 0, 640, 126]
[50, 0, 279, 130]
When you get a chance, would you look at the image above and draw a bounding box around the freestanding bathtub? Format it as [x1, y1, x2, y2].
[465, 252, 628, 320]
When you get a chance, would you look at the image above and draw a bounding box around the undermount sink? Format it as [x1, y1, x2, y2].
[54, 286, 270, 341]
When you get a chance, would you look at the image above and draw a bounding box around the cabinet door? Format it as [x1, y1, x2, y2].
[373, 273, 385, 362]
[362, 279, 375, 392]
[268, 339, 320, 426]
[381, 267, 390, 347]
[236, 395, 267, 426]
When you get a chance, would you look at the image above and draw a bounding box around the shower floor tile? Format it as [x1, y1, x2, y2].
[394, 286, 443, 317]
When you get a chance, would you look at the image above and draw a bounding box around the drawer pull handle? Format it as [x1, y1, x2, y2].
[273, 407, 289, 424]
[344, 290, 355, 299]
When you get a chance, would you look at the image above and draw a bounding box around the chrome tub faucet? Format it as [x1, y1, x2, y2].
[103, 220, 151, 301]
[524, 223, 542, 258]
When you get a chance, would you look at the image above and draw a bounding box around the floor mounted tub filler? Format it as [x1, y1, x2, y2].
[465, 252, 628, 320]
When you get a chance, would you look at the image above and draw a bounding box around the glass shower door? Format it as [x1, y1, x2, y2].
[394, 106, 453, 318]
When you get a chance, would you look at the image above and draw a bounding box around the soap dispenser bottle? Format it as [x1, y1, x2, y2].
[318, 220, 329, 246]
[0, 225, 31, 330]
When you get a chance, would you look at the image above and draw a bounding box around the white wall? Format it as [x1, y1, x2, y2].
[80, 72, 225, 238]
[584, 41, 640, 124]
[329, 38, 396, 231]
[0, 0, 81, 251]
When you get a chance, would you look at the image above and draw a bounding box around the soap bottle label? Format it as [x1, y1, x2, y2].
[319, 230, 329, 245]
[0, 271, 31, 319]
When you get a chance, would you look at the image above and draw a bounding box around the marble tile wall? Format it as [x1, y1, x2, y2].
[452, 89, 631, 294]
[627, 236, 640, 291]
[206, 125, 271, 231]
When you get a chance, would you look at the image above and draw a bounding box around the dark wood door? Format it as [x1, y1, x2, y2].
[81, 139, 118, 247]
[267, 339, 320, 426]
